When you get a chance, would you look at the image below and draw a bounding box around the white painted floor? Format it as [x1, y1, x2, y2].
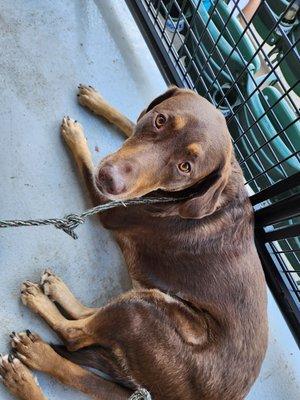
[0, 1, 299, 399]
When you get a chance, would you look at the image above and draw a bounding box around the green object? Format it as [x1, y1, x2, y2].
[262, 86, 300, 154]
[178, 0, 260, 115]
[252, 0, 292, 46]
[229, 79, 300, 191]
[277, 23, 300, 96]
[253, 0, 300, 96]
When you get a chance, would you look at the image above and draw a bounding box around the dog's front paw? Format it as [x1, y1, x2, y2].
[21, 281, 54, 315]
[77, 84, 105, 111]
[0, 353, 45, 400]
[61, 116, 86, 149]
[41, 269, 69, 303]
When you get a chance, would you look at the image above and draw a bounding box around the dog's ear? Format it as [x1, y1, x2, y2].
[137, 86, 180, 121]
[178, 156, 231, 220]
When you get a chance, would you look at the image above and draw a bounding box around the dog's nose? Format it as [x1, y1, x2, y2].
[97, 164, 127, 195]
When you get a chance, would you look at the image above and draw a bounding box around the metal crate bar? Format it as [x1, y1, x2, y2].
[263, 225, 300, 242]
[251, 171, 300, 205]
[255, 194, 300, 226]
[256, 239, 300, 345]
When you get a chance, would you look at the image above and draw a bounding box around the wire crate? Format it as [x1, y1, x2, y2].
[126, 0, 300, 345]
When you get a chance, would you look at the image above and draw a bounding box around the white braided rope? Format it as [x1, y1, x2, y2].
[129, 388, 152, 400]
[0, 195, 190, 239]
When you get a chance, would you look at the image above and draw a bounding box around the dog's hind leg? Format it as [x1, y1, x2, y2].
[77, 85, 135, 138]
[0, 354, 47, 400]
[11, 332, 131, 400]
[41, 269, 99, 320]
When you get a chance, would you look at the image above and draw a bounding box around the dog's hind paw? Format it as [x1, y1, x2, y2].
[10, 331, 55, 374]
[0, 353, 45, 400]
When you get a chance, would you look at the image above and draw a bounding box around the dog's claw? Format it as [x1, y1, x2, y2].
[44, 268, 52, 275]
[8, 353, 14, 363]
[26, 330, 31, 336]
[23, 280, 34, 288]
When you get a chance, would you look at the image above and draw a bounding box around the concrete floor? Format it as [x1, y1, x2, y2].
[0, 1, 299, 399]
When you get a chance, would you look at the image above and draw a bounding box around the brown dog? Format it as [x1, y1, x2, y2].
[0, 86, 268, 400]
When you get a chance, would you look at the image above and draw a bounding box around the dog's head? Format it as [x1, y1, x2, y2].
[95, 87, 233, 219]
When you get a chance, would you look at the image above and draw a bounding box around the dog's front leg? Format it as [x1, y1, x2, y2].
[77, 85, 135, 138]
[41, 269, 99, 320]
[20, 281, 98, 351]
[61, 116, 106, 206]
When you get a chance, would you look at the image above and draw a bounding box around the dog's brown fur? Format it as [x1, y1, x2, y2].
[1, 86, 268, 400]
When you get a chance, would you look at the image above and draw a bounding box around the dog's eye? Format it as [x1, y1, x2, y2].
[178, 162, 191, 173]
[155, 114, 166, 128]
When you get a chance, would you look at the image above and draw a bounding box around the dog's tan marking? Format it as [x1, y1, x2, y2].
[173, 115, 187, 130]
[112, 142, 148, 159]
[187, 143, 202, 157]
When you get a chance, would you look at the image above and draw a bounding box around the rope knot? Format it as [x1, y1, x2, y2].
[54, 213, 84, 239]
